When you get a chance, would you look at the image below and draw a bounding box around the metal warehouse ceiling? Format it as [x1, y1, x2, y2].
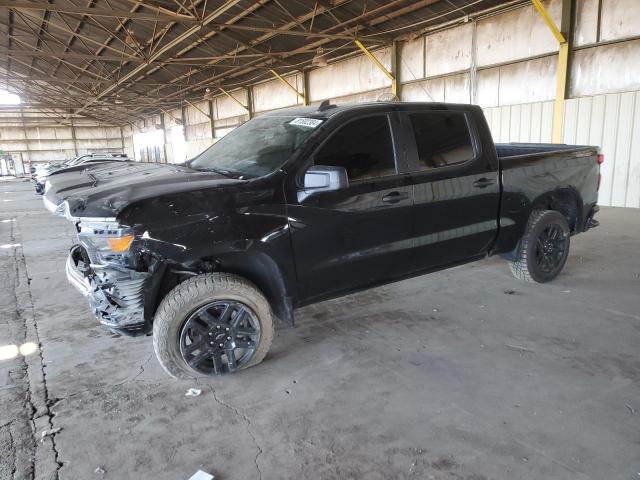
[0, 0, 518, 125]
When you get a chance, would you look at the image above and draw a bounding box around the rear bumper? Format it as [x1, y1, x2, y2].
[583, 204, 600, 231]
[66, 245, 152, 335]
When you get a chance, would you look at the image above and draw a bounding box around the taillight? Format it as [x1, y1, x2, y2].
[597, 153, 605, 165]
[596, 152, 603, 191]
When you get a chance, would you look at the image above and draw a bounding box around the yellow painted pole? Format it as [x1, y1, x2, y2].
[531, 0, 568, 143]
[354, 39, 395, 91]
[269, 69, 306, 104]
[219, 87, 250, 115]
[553, 42, 569, 143]
[531, 0, 566, 43]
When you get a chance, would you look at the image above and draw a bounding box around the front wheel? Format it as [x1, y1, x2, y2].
[153, 273, 274, 378]
[509, 209, 570, 283]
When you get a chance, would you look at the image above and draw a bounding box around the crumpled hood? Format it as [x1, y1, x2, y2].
[44, 160, 244, 219]
[35, 162, 69, 181]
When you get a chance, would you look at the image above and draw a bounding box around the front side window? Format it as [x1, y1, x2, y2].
[314, 115, 396, 182]
[189, 116, 323, 178]
[409, 112, 475, 171]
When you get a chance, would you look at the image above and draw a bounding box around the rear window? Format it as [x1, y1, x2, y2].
[408, 112, 475, 171]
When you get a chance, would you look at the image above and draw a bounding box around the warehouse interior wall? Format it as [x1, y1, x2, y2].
[0, 111, 125, 163]
[1, 0, 638, 206]
[142, 0, 637, 206]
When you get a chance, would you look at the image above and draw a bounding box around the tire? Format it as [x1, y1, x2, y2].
[153, 272, 274, 378]
[509, 209, 571, 283]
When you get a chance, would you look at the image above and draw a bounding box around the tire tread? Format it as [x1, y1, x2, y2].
[153, 272, 274, 379]
[509, 209, 569, 283]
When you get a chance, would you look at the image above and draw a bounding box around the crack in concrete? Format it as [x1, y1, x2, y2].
[7, 422, 16, 480]
[129, 354, 153, 383]
[0, 420, 16, 430]
[2, 220, 37, 479]
[49, 353, 154, 410]
[202, 382, 264, 480]
[12, 218, 64, 477]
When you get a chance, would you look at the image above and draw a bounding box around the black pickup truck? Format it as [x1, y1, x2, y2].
[44, 102, 601, 378]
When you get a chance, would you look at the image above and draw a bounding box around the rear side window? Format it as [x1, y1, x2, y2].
[408, 112, 475, 171]
[315, 115, 396, 181]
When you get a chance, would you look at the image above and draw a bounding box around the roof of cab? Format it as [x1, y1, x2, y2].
[260, 101, 481, 119]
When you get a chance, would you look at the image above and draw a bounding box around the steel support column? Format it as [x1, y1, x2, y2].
[302, 70, 310, 106]
[247, 87, 253, 119]
[531, 0, 573, 143]
[159, 114, 168, 163]
[119, 126, 125, 153]
[390, 40, 399, 99]
[19, 107, 31, 164]
[70, 115, 79, 156]
[208, 100, 216, 140]
[181, 105, 188, 149]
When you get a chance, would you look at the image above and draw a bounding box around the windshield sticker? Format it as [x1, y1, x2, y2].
[289, 117, 323, 129]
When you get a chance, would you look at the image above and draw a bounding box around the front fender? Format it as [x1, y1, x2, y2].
[130, 209, 298, 326]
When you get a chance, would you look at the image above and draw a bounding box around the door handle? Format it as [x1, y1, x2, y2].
[472, 178, 495, 188]
[382, 191, 409, 204]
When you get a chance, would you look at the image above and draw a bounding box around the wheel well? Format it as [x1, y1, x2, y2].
[532, 188, 582, 233]
[215, 252, 294, 326]
[145, 252, 294, 326]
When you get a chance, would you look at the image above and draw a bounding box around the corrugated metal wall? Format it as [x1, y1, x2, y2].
[483, 90, 640, 208]
[0, 122, 125, 163]
[483, 101, 555, 143]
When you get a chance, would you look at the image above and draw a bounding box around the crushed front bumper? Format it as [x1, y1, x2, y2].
[67, 245, 152, 335]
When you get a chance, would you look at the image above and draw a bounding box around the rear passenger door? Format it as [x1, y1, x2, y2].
[289, 113, 414, 302]
[401, 110, 500, 271]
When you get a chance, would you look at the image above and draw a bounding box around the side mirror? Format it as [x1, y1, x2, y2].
[298, 165, 349, 202]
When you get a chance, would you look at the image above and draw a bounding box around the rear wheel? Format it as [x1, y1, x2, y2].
[153, 273, 274, 378]
[509, 210, 570, 283]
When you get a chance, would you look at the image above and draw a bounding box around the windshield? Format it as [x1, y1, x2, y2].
[189, 115, 323, 178]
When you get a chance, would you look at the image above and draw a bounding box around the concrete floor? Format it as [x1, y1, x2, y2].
[1, 178, 639, 480]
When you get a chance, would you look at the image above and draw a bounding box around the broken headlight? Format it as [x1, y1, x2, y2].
[78, 219, 135, 262]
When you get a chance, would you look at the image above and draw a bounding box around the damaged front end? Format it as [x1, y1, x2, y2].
[66, 218, 156, 336]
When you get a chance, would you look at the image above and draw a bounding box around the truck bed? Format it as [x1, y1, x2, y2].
[495, 143, 594, 159]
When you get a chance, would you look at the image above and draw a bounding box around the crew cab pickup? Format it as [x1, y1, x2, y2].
[44, 102, 601, 378]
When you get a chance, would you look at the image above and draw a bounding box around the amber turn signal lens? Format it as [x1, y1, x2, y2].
[107, 234, 134, 252]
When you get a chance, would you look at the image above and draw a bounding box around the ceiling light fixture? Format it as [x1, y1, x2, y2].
[311, 48, 328, 68]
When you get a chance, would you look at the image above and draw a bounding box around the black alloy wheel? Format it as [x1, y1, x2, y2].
[534, 224, 568, 273]
[179, 301, 261, 375]
[509, 209, 571, 283]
